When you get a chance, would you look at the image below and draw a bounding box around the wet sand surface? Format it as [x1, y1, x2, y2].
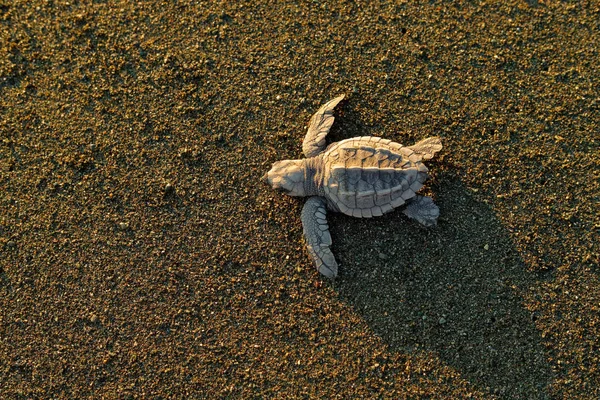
[1, 1, 599, 398]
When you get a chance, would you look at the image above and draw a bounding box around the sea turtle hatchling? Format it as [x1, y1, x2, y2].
[265, 95, 442, 278]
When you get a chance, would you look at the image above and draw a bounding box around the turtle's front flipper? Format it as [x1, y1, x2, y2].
[302, 95, 345, 158]
[301, 196, 338, 278]
[403, 195, 439, 227]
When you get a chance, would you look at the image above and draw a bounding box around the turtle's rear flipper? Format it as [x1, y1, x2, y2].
[403, 195, 439, 227]
[301, 196, 338, 278]
[406, 137, 443, 161]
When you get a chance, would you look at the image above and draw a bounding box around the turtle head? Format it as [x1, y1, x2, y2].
[265, 159, 306, 196]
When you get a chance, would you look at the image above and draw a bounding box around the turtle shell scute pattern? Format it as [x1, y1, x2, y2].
[322, 137, 429, 218]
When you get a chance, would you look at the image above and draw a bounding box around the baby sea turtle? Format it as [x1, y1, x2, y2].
[265, 95, 442, 278]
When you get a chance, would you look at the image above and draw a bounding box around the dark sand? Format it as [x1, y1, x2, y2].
[1, 1, 599, 398]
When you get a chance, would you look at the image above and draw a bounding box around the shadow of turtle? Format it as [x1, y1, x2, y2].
[329, 174, 553, 399]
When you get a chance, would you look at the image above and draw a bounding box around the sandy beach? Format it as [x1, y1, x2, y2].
[1, 1, 598, 398]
